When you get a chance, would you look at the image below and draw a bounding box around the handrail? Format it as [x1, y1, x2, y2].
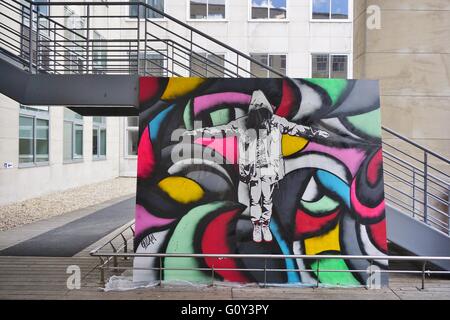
[382, 126, 450, 164]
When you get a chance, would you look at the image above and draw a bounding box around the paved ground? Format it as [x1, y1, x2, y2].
[0, 196, 449, 300]
[0, 177, 136, 231]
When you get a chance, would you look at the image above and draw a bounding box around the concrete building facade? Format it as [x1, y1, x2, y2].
[0, 0, 354, 205]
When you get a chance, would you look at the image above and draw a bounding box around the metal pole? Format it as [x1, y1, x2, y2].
[423, 152, 428, 223]
[421, 261, 427, 290]
[316, 260, 320, 288]
[36, 10, 40, 73]
[211, 265, 215, 287]
[159, 256, 163, 287]
[86, 4, 90, 74]
[412, 169, 416, 216]
[28, 1, 33, 72]
[144, 6, 147, 76]
[99, 257, 105, 285]
[263, 258, 267, 288]
[136, 4, 140, 75]
[368, 260, 373, 289]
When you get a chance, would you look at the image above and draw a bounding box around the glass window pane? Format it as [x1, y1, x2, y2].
[190, 0, 207, 19]
[129, 0, 139, 17]
[63, 121, 73, 160]
[206, 54, 225, 77]
[208, 0, 225, 19]
[331, 55, 348, 78]
[331, 0, 348, 19]
[100, 129, 107, 156]
[64, 108, 83, 120]
[269, 54, 286, 77]
[93, 116, 105, 124]
[19, 116, 34, 163]
[147, 0, 164, 19]
[190, 52, 208, 77]
[127, 130, 139, 156]
[35, 119, 49, 162]
[74, 124, 83, 158]
[312, 0, 330, 19]
[92, 128, 98, 156]
[127, 116, 139, 127]
[270, 0, 286, 19]
[252, 0, 268, 19]
[140, 53, 166, 76]
[250, 54, 269, 78]
[312, 54, 329, 78]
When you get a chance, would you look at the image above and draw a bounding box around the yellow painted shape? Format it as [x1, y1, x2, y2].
[304, 224, 340, 255]
[161, 78, 205, 100]
[281, 134, 309, 156]
[158, 176, 205, 204]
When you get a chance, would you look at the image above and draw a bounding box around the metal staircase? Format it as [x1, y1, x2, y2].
[1, 0, 449, 267]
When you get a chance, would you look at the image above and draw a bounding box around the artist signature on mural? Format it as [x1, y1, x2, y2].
[141, 233, 157, 250]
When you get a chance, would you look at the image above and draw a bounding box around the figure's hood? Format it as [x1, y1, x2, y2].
[248, 90, 274, 114]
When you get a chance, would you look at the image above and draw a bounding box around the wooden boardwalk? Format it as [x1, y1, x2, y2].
[1, 252, 450, 300]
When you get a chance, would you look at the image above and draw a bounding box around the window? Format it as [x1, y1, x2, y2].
[312, 0, 349, 20]
[190, 0, 226, 20]
[19, 106, 49, 165]
[250, 54, 286, 78]
[126, 117, 139, 157]
[190, 53, 225, 77]
[64, 8, 86, 74]
[311, 54, 348, 78]
[130, 0, 164, 19]
[92, 32, 107, 74]
[251, 0, 286, 20]
[93, 117, 107, 159]
[139, 52, 167, 76]
[63, 108, 84, 161]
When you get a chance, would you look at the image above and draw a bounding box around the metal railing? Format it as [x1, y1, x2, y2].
[90, 222, 450, 290]
[382, 126, 450, 235]
[0, 0, 284, 77]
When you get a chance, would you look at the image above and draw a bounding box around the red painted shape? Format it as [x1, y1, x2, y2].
[294, 209, 340, 240]
[368, 219, 388, 253]
[367, 148, 383, 186]
[139, 77, 161, 105]
[137, 126, 155, 178]
[276, 80, 296, 117]
[201, 209, 249, 283]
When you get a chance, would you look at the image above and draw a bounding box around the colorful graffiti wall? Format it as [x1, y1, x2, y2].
[134, 77, 388, 287]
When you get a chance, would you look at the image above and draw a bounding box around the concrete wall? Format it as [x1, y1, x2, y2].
[353, 0, 450, 158]
[0, 94, 121, 206]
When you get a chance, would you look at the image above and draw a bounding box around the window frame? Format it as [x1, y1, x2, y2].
[310, 0, 352, 22]
[248, 0, 289, 22]
[92, 117, 107, 161]
[189, 52, 227, 77]
[310, 53, 350, 79]
[138, 51, 168, 76]
[127, 0, 167, 21]
[187, 0, 228, 22]
[249, 53, 287, 78]
[124, 117, 139, 159]
[63, 109, 84, 164]
[18, 107, 50, 168]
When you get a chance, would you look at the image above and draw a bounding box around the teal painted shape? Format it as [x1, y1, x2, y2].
[305, 78, 348, 106]
[164, 201, 229, 283]
[150, 104, 175, 140]
[270, 219, 301, 283]
[346, 109, 381, 138]
[316, 170, 350, 208]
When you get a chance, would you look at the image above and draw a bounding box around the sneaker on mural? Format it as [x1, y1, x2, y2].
[261, 220, 273, 242]
[252, 221, 262, 243]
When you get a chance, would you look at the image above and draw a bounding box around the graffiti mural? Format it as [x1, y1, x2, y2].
[133, 77, 388, 287]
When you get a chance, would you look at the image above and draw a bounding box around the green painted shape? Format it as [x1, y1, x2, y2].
[183, 99, 193, 130]
[301, 195, 339, 214]
[164, 201, 227, 283]
[311, 258, 360, 286]
[305, 78, 348, 106]
[346, 109, 381, 138]
[210, 108, 230, 126]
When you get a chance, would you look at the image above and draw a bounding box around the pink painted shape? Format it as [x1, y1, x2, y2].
[137, 126, 155, 178]
[193, 92, 252, 115]
[304, 142, 366, 177]
[350, 179, 386, 220]
[135, 204, 175, 237]
[194, 136, 238, 164]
